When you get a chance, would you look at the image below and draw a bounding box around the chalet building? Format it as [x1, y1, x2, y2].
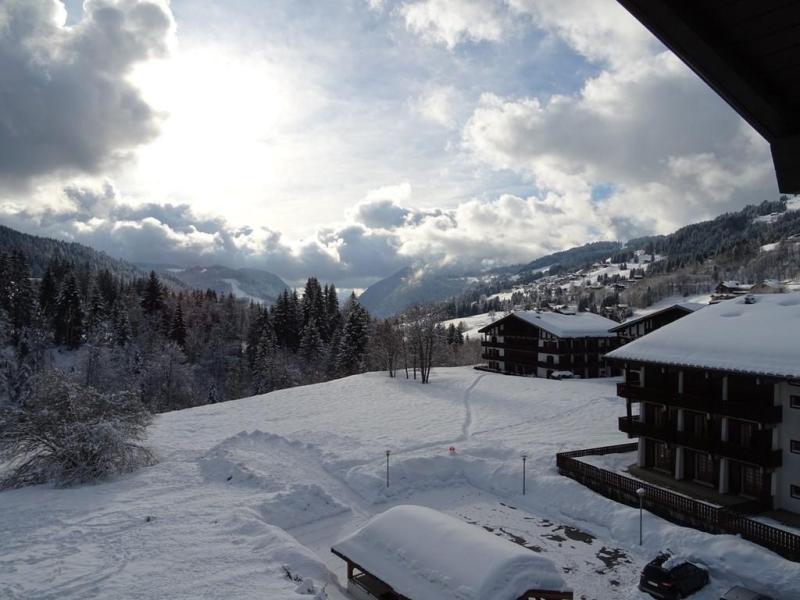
[606, 294, 800, 513]
[715, 281, 754, 296]
[749, 279, 785, 294]
[332, 505, 573, 600]
[609, 302, 703, 344]
[478, 311, 621, 379]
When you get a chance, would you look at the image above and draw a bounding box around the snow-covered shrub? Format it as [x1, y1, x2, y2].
[0, 370, 156, 488]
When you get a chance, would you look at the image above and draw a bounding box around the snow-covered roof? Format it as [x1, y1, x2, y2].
[719, 280, 753, 290]
[609, 302, 704, 332]
[478, 310, 618, 338]
[332, 505, 570, 600]
[606, 294, 800, 378]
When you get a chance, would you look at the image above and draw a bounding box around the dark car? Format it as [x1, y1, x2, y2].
[639, 553, 709, 599]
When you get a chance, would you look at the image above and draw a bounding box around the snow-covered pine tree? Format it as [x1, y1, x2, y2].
[112, 302, 132, 347]
[141, 271, 164, 315]
[299, 317, 325, 381]
[323, 283, 342, 342]
[301, 277, 326, 330]
[335, 297, 370, 376]
[54, 275, 84, 349]
[170, 304, 187, 348]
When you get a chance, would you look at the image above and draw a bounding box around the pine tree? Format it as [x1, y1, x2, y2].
[302, 277, 326, 330]
[38, 265, 58, 320]
[170, 304, 187, 347]
[299, 317, 324, 365]
[112, 303, 132, 347]
[1, 252, 35, 343]
[54, 275, 84, 348]
[289, 290, 302, 352]
[85, 286, 107, 341]
[335, 298, 370, 376]
[324, 284, 342, 342]
[141, 271, 164, 315]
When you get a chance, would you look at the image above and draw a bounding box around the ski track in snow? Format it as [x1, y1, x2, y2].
[461, 373, 485, 440]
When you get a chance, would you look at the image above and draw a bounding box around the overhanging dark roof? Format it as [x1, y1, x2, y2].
[617, 0, 800, 193]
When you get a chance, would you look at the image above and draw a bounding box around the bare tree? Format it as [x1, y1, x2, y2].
[370, 319, 402, 377]
[403, 305, 444, 384]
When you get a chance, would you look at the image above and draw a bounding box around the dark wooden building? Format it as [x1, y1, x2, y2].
[610, 303, 703, 344]
[478, 311, 621, 379]
[606, 295, 800, 513]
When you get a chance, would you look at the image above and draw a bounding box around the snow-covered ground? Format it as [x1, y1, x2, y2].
[1, 368, 797, 599]
[440, 313, 498, 338]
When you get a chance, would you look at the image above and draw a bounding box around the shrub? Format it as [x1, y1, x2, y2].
[0, 371, 156, 489]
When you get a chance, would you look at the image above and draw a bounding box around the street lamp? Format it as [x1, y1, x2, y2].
[521, 451, 529, 495]
[385, 450, 391, 488]
[636, 487, 646, 545]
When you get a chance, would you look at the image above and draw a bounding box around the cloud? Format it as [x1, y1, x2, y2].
[508, 0, 658, 68]
[400, 0, 510, 48]
[0, 0, 174, 189]
[355, 200, 411, 229]
[413, 85, 461, 128]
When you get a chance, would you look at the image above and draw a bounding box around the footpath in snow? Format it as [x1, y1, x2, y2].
[0, 367, 798, 599]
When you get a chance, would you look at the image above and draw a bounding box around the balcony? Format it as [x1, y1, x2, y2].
[618, 417, 782, 469]
[616, 384, 782, 424]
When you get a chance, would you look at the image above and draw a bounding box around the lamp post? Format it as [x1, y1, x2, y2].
[636, 487, 645, 545]
[521, 451, 529, 495]
[385, 450, 391, 488]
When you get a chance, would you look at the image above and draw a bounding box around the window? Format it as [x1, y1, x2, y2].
[791, 395, 800, 409]
[791, 440, 800, 454]
[741, 465, 763, 498]
[627, 369, 642, 386]
[654, 442, 673, 472]
[695, 453, 715, 485]
[791, 485, 800, 500]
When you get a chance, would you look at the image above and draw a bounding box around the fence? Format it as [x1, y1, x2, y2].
[556, 443, 800, 562]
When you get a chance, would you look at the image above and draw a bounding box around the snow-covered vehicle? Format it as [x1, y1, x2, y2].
[548, 370, 577, 380]
[639, 553, 709, 599]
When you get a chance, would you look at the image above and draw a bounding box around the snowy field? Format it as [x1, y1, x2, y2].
[1, 368, 798, 599]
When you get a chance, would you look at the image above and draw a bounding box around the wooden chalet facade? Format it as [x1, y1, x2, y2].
[609, 303, 702, 344]
[478, 311, 621, 379]
[606, 295, 800, 513]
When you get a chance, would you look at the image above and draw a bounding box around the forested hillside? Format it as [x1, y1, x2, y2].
[0, 224, 142, 279]
[0, 230, 476, 421]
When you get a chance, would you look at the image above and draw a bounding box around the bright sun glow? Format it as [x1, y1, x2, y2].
[127, 45, 328, 232]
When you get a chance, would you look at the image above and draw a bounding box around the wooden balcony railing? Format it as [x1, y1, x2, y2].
[616, 384, 782, 424]
[618, 416, 782, 468]
[556, 443, 799, 562]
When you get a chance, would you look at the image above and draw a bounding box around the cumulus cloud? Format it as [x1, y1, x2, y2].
[462, 58, 775, 235]
[400, 0, 510, 48]
[0, 0, 174, 189]
[413, 85, 461, 128]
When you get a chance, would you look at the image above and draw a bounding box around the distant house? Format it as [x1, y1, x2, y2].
[606, 294, 800, 513]
[715, 281, 753, 296]
[609, 303, 704, 344]
[750, 279, 785, 294]
[332, 505, 573, 600]
[478, 310, 621, 378]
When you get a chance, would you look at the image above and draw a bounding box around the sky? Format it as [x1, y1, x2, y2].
[0, 0, 780, 288]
